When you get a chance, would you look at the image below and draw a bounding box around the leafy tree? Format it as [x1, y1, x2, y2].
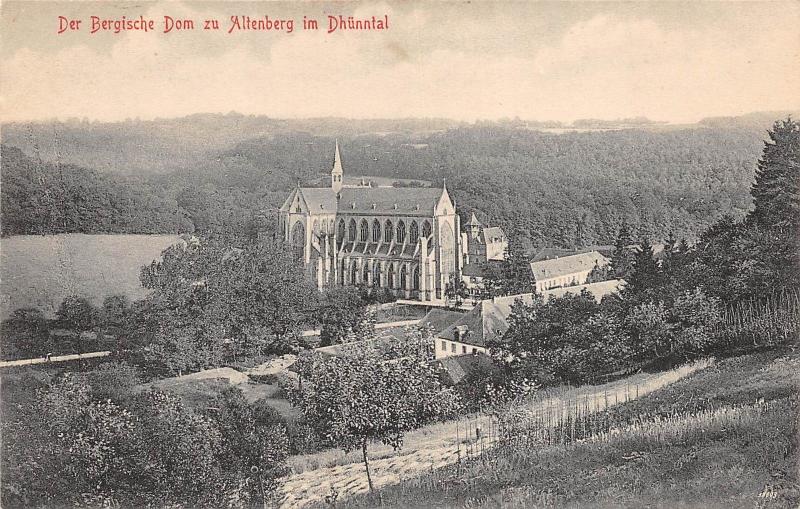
[480, 238, 534, 297]
[1, 308, 50, 359]
[625, 301, 674, 360]
[55, 295, 98, 331]
[317, 286, 369, 347]
[476, 260, 506, 300]
[586, 262, 613, 283]
[285, 330, 460, 491]
[101, 294, 130, 328]
[139, 237, 318, 374]
[444, 273, 468, 306]
[85, 361, 142, 403]
[503, 238, 535, 295]
[492, 291, 600, 385]
[147, 308, 225, 377]
[203, 387, 290, 506]
[2, 369, 292, 508]
[669, 288, 723, 355]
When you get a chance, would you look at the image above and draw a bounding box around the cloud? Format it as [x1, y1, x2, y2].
[1, 4, 797, 122]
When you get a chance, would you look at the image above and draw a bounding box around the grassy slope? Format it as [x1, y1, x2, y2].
[0, 233, 181, 318]
[335, 349, 800, 509]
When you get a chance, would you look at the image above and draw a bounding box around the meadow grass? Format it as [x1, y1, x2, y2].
[1, 233, 181, 319]
[332, 349, 799, 509]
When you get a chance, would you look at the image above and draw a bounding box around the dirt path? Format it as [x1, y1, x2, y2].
[277, 359, 712, 508]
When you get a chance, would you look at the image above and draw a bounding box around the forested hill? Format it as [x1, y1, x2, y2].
[2, 112, 794, 245]
[0, 146, 191, 236]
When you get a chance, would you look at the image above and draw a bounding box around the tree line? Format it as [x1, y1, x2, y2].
[2, 117, 772, 248]
[462, 119, 799, 404]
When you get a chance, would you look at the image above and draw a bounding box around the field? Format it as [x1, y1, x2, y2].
[0, 234, 181, 318]
[334, 349, 799, 509]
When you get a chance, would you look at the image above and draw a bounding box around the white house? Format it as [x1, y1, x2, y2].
[530, 251, 609, 293]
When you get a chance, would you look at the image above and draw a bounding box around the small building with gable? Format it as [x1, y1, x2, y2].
[529, 250, 609, 293]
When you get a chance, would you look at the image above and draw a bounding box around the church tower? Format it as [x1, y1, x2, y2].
[331, 140, 343, 193]
[466, 212, 482, 239]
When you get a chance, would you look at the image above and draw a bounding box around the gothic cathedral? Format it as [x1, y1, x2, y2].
[278, 142, 461, 301]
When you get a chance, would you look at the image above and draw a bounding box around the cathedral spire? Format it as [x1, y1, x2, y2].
[331, 139, 343, 193]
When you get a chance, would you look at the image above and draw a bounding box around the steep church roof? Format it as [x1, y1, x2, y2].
[280, 142, 450, 217]
[279, 187, 338, 214]
[337, 187, 446, 216]
[466, 213, 481, 227]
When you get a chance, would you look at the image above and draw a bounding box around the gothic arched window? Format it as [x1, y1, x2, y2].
[363, 264, 370, 285]
[373, 263, 381, 287]
[372, 219, 381, 243]
[396, 221, 406, 244]
[410, 221, 419, 244]
[312, 219, 319, 233]
[399, 265, 407, 289]
[422, 220, 432, 238]
[290, 222, 305, 261]
[337, 220, 346, 243]
[440, 223, 456, 274]
[351, 263, 358, 285]
[384, 220, 393, 243]
[349, 219, 357, 242]
[360, 220, 369, 242]
[412, 266, 420, 290]
[340, 260, 346, 285]
[387, 264, 395, 288]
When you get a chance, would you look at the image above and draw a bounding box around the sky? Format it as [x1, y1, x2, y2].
[1, 1, 798, 123]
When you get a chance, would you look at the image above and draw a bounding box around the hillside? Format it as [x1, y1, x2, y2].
[2, 111, 796, 246]
[334, 349, 799, 509]
[275, 359, 713, 507]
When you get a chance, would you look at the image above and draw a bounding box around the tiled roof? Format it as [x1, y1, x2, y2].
[438, 279, 625, 347]
[481, 227, 506, 243]
[338, 187, 445, 216]
[435, 353, 498, 386]
[282, 186, 446, 217]
[540, 279, 624, 302]
[530, 251, 609, 281]
[300, 188, 339, 213]
[529, 246, 614, 262]
[418, 309, 464, 334]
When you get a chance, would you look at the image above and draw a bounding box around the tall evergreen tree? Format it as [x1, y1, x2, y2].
[610, 222, 635, 280]
[750, 118, 800, 231]
[480, 237, 535, 297]
[624, 237, 663, 304]
[503, 238, 535, 295]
